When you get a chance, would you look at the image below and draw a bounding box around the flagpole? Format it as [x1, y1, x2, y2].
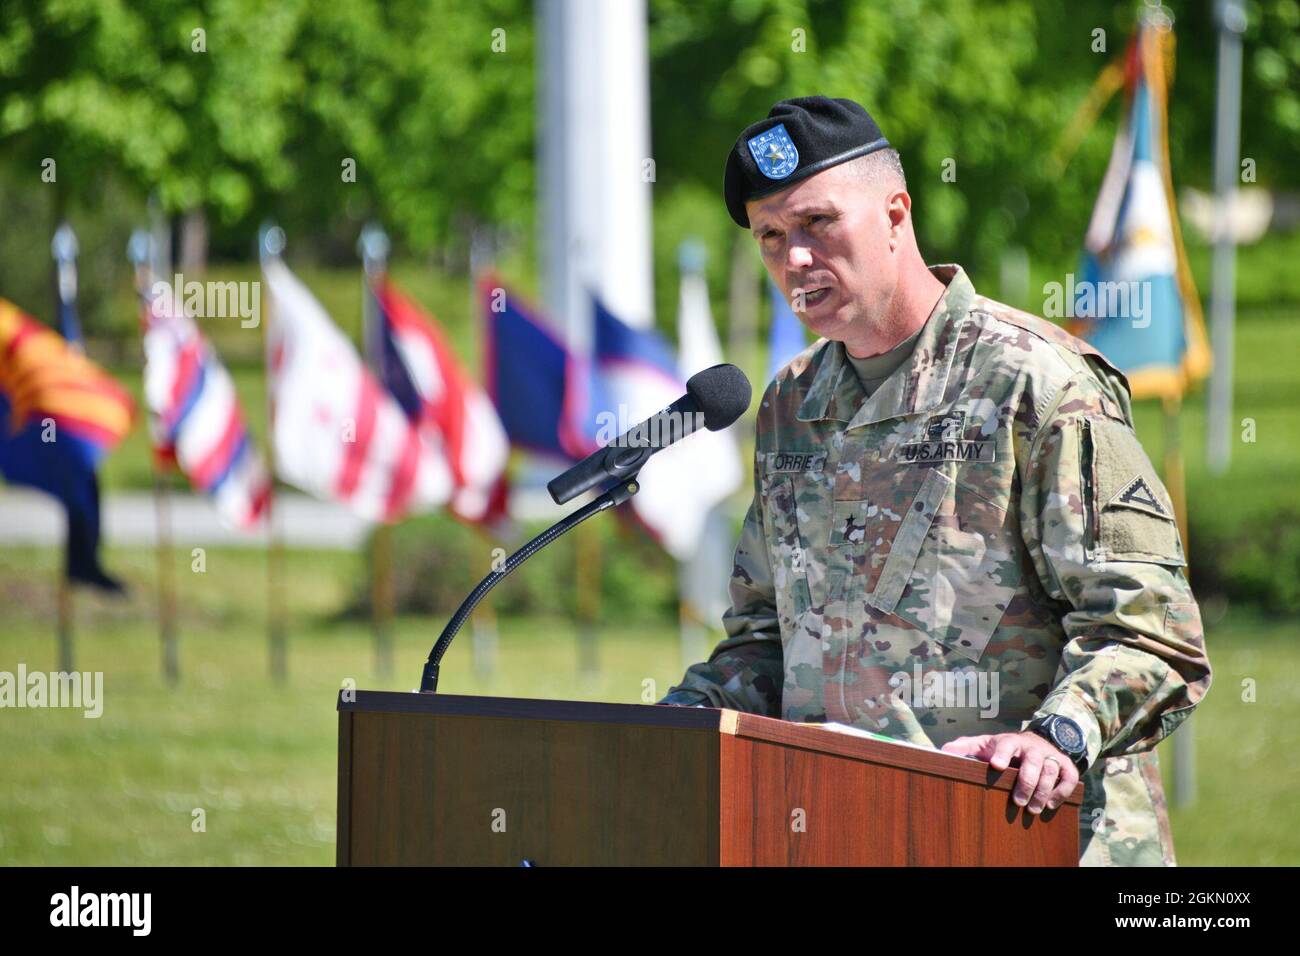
[55, 577, 74, 673]
[1207, 0, 1246, 474]
[259, 223, 289, 685]
[358, 223, 396, 681]
[1162, 397, 1189, 554]
[130, 230, 180, 685]
[266, 481, 287, 684]
[50, 225, 77, 672]
[370, 522, 395, 680]
[1161, 392, 1196, 805]
[152, 462, 179, 684]
[575, 517, 601, 681]
[468, 229, 499, 684]
[1146, 5, 1205, 809]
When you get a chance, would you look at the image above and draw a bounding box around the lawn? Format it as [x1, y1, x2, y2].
[0, 544, 696, 866]
[0, 541, 1295, 866]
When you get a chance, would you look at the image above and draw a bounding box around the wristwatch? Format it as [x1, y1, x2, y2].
[1026, 715, 1089, 771]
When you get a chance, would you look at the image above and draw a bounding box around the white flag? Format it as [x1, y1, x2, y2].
[263, 257, 452, 523]
[644, 264, 743, 560]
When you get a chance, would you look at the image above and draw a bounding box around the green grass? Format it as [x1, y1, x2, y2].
[1129, 306, 1300, 519]
[1162, 611, 1300, 866]
[0, 544, 695, 866]
[0, 542, 1296, 866]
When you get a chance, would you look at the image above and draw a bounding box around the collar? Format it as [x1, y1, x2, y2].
[795, 264, 975, 427]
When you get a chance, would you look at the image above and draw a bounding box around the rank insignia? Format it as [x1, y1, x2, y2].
[1110, 476, 1168, 518]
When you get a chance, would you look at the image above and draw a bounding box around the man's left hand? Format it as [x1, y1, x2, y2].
[941, 732, 1079, 815]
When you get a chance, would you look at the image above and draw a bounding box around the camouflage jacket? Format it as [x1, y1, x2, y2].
[663, 265, 1211, 866]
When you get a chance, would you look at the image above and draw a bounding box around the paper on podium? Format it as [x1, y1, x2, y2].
[813, 722, 939, 752]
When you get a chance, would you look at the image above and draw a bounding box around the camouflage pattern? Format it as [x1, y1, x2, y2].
[662, 265, 1211, 866]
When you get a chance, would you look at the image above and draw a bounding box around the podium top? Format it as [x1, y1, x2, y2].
[338, 691, 1082, 805]
[339, 690, 721, 729]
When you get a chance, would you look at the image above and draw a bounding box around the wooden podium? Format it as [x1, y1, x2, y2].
[337, 691, 1080, 866]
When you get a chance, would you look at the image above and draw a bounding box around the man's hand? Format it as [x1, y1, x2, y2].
[941, 732, 1079, 815]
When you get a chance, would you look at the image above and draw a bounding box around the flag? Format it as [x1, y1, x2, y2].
[370, 277, 509, 524]
[767, 277, 809, 382]
[141, 283, 271, 529]
[674, 261, 744, 539]
[676, 257, 746, 621]
[1072, 23, 1211, 399]
[568, 294, 743, 561]
[0, 299, 132, 590]
[262, 258, 452, 523]
[479, 275, 581, 462]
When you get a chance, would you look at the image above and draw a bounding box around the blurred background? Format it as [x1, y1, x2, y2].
[0, 0, 1297, 865]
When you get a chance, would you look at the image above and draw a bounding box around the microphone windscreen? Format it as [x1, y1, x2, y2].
[685, 364, 752, 431]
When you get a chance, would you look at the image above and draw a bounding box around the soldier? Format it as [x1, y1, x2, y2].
[660, 96, 1211, 866]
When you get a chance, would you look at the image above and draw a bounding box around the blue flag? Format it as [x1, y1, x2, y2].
[0, 399, 116, 589]
[479, 275, 578, 460]
[1073, 24, 1210, 399]
[564, 296, 682, 456]
[575, 294, 740, 559]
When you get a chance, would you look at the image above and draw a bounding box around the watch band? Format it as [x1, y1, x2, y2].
[1028, 715, 1088, 771]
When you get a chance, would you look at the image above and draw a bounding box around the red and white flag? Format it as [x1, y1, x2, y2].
[263, 258, 452, 523]
[142, 283, 271, 529]
[370, 279, 509, 524]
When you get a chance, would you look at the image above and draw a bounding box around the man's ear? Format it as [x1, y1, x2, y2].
[887, 189, 911, 231]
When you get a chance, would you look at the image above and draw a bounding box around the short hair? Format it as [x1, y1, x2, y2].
[841, 148, 907, 191]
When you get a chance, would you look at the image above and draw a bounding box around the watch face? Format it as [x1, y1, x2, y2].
[1052, 718, 1084, 754]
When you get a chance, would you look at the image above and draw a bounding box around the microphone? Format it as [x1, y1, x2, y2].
[547, 363, 751, 505]
[419, 362, 751, 694]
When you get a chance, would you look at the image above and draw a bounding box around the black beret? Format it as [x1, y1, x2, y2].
[723, 96, 890, 228]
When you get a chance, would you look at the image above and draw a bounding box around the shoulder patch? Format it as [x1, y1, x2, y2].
[1083, 418, 1184, 565]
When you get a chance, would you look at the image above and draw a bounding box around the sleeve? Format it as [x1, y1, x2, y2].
[659, 468, 785, 716]
[1015, 372, 1212, 769]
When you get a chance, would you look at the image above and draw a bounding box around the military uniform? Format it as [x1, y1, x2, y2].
[663, 265, 1211, 866]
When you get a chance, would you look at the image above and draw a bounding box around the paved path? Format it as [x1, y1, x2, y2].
[0, 489, 368, 549]
[0, 484, 568, 550]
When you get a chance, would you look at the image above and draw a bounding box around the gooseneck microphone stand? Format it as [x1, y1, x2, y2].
[418, 474, 642, 693]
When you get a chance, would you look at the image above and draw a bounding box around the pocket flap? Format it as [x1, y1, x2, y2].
[866, 468, 951, 614]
